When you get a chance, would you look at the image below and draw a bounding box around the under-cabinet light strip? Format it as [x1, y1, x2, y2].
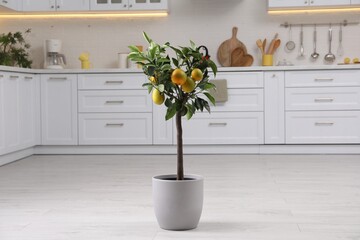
[0, 12, 168, 19]
[268, 7, 360, 14]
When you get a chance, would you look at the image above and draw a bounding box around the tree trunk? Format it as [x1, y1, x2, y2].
[176, 112, 184, 180]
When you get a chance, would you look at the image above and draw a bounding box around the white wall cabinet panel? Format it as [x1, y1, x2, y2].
[90, 0, 167, 11]
[180, 112, 264, 145]
[269, 0, 350, 8]
[351, 0, 360, 4]
[214, 72, 263, 89]
[23, 0, 89, 12]
[41, 74, 78, 145]
[264, 72, 285, 144]
[79, 113, 152, 145]
[286, 111, 360, 144]
[0, 0, 21, 11]
[129, 0, 167, 10]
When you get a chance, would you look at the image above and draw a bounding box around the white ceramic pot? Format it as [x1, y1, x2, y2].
[152, 174, 204, 231]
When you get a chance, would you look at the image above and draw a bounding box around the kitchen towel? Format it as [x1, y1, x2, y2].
[208, 79, 228, 103]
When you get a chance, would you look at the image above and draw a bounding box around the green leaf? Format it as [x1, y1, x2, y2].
[147, 84, 153, 94]
[204, 92, 216, 106]
[143, 32, 152, 44]
[128, 45, 141, 53]
[204, 82, 216, 90]
[165, 105, 177, 121]
[157, 84, 165, 93]
[172, 58, 179, 68]
[204, 101, 211, 113]
[208, 60, 218, 76]
[190, 40, 196, 49]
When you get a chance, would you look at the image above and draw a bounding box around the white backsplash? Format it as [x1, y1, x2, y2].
[1, 0, 360, 69]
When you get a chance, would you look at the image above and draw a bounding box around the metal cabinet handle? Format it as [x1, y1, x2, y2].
[315, 122, 334, 126]
[10, 75, 19, 79]
[124, 4, 127, 7]
[105, 80, 123, 84]
[3, 0, 8, 4]
[209, 123, 227, 126]
[129, 4, 132, 7]
[49, 77, 67, 80]
[105, 100, 124, 104]
[24, 76, 33, 80]
[51, 5, 55, 8]
[314, 78, 334, 82]
[0, 75, 4, 78]
[314, 98, 334, 102]
[106, 123, 124, 127]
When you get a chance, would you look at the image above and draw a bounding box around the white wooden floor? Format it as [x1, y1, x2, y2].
[0, 154, 359, 240]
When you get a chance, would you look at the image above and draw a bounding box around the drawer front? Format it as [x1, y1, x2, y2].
[79, 113, 152, 145]
[214, 72, 264, 88]
[286, 70, 360, 87]
[78, 74, 146, 90]
[179, 112, 264, 145]
[78, 90, 152, 113]
[286, 87, 360, 111]
[286, 111, 360, 144]
[212, 89, 263, 112]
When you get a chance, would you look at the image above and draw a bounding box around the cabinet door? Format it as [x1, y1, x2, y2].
[0, 74, 4, 154]
[23, 0, 56, 11]
[57, 0, 90, 11]
[41, 75, 78, 145]
[311, 0, 350, 6]
[90, 0, 128, 10]
[0, 0, 21, 11]
[3, 74, 21, 153]
[268, 0, 308, 8]
[19, 74, 38, 149]
[128, 0, 167, 10]
[351, 0, 360, 4]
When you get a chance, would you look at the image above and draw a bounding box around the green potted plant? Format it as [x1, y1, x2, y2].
[0, 29, 32, 68]
[128, 33, 217, 230]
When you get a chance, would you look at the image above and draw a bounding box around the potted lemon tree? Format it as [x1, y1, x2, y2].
[128, 33, 217, 230]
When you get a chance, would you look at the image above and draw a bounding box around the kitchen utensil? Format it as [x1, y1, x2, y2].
[267, 33, 278, 54]
[231, 47, 254, 67]
[271, 39, 281, 54]
[298, 25, 305, 57]
[337, 24, 344, 56]
[324, 24, 336, 63]
[217, 27, 248, 67]
[262, 38, 267, 54]
[256, 39, 264, 55]
[285, 24, 296, 52]
[311, 25, 320, 60]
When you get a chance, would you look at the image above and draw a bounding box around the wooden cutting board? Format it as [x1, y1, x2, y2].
[217, 27, 248, 67]
[231, 47, 254, 67]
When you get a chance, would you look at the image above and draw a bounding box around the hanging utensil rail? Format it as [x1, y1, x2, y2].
[280, 20, 358, 28]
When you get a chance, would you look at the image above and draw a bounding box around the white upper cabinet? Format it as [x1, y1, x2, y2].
[90, 0, 167, 11]
[0, 0, 21, 11]
[269, 0, 350, 8]
[351, 0, 360, 4]
[23, 0, 90, 12]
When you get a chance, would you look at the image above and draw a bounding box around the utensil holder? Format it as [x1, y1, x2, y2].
[81, 60, 92, 69]
[262, 54, 273, 66]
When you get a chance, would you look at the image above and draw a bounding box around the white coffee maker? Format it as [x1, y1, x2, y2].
[44, 39, 66, 69]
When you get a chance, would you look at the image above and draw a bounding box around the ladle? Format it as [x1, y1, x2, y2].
[324, 24, 336, 63]
[285, 24, 295, 52]
[311, 25, 320, 60]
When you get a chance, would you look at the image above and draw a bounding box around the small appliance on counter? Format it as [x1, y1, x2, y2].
[44, 39, 66, 69]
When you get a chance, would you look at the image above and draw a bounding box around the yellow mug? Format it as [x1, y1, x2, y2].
[81, 61, 92, 69]
[262, 54, 273, 66]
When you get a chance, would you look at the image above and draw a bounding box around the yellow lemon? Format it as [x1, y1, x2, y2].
[191, 68, 203, 81]
[171, 68, 187, 85]
[152, 88, 165, 105]
[182, 77, 196, 93]
[353, 58, 359, 63]
[149, 76, 157, 83]
[344, 57, 351, 64]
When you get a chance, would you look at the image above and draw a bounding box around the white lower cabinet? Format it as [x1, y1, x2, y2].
[41, 74, 78, 145]
[286, 111, 360, 144]
[79, 113, 152, 145]
[0, 72, 39, 155]
[181, 112, 264, 145]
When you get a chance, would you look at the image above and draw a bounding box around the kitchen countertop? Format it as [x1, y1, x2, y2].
[1, 64, 360, 74]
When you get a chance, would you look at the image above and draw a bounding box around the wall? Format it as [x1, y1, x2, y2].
[1, 0, 360, 69]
